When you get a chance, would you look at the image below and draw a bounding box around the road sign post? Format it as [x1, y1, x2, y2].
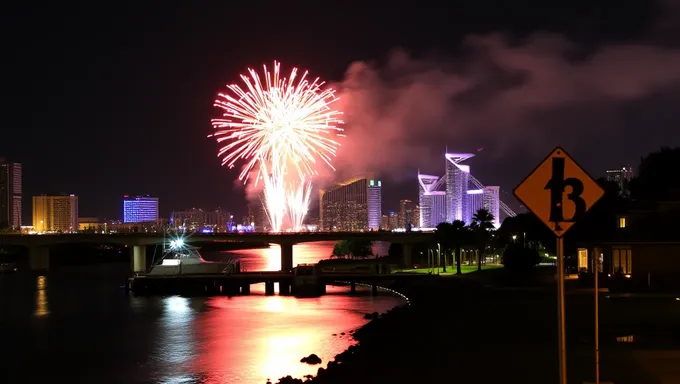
[514, 147, 605, 384]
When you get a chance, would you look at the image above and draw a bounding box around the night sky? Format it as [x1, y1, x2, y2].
[2, 1, 680, 224]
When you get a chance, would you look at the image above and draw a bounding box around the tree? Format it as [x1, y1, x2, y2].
[471, 209, 495, 271]
[436, 220, 469, 274]
[331, 239, 373, 259]
[331, 241, 351, 258]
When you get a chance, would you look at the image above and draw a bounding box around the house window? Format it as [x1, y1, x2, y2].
[612, 248, 632, 274]
[618, 216, 627, 228]
[577, 248, 589, 272]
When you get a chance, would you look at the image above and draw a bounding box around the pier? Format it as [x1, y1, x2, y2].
[127, 270, 435, 297]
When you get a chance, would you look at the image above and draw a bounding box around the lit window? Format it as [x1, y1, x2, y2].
[612, 248, 632, 274]
[577, 248, 588, 272]
[618, 216, 627, 228]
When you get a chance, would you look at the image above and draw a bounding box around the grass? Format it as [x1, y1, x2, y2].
[395, 264, 502, 275]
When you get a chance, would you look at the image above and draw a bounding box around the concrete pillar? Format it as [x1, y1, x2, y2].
[402, 243, 413, 268]
[131, 245, 147, 273]
[265, 281, 275, 295]
[279, 281, 291, 295]
[350, 281, 356, 294]
[280, 243, 294, 272]
[371, 283, 378, 296]
[241, 283, 251, 295]
[29, 246, 50, 271]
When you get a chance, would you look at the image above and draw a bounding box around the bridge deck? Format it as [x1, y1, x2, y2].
[132, 272, 435, 281]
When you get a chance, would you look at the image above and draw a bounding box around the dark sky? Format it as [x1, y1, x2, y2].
[2, 1, 679, 223]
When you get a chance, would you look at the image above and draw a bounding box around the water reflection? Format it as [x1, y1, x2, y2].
[34, 275, 49, 317]
[156, 296, 198, 382]
[215, 241, 390, 271]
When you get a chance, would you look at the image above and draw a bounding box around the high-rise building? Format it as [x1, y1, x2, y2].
[0, 158, 22, 229]
[411, 205, 420, 228]
[387, 211, 398, 230]
[319, 175, 381, 231]
[483, 186, 501, 229]
[33, 195, 78, 233]
[466, 189, 484, 223]
[246, 200, 269, 232]
[418, 173, 449, 228]
[367, 179, 382, 230]
[398, 199, 414, 229]
[381, 214, 389, 230]
[123, 195, 159, 223]
[445, 153, 474, 224]
[605, 167, 634, 195]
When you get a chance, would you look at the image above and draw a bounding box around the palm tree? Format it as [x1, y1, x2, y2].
[471, 208, 495, 271]
[449, 220, 468, 274]
[435, 222, 453, 273]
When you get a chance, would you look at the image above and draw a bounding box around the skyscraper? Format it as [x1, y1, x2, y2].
[33, 195, 78, 233]
[483, 186, 501, 229]
[123, 195, 159, 223]
[319, 175, 381, 231]
[0, 158, 22, 229]
[418, 172, 448, 228]
[466, 189, 484, 223]
[398, 199, 414, 229]
[445, 153, 474, 224]
[367, 179, 382, 230]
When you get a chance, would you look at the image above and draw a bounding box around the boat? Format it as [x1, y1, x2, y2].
[147, 236, 238, 276]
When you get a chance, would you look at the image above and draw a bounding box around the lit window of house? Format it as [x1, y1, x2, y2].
[618, 216, 627, 228]
[612, 248, 632, 274]
[577, 248, 588, 272]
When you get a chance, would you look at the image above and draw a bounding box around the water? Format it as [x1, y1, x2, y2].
[205, 240, 390, 271]
[0, 241, 403, 384]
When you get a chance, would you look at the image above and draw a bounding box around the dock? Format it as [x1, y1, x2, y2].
[127, 271, 435, 296]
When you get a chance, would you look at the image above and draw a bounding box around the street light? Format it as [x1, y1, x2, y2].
[512, 235, 518, 242]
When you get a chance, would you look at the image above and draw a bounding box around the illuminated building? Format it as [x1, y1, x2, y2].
[170, 208, 233, 232]
[319, 175, 382, 231]
[418, 173, 447, 228]
[466, 189, 484, 223]
[381, 214, 389, 229]
[445, 153, 474, 224]
[388, 212, 398, 230]
[246, 200, 268, 232]
[367, 179, 382, 230]
[123, 195, 159, 223]
[483, 186, 501, 229]
[398, 199, 414, 229]
[605, 167, 634, 196]
[78, 217, 100, 231]
[411, 205, 420, 228]
[0, 158, 22, 229]
[33, 195, 78, 233]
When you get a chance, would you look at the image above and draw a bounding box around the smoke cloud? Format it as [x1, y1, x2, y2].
[331, 33, 680, 181]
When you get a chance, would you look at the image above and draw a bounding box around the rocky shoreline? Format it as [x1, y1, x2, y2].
[272, 279, 437, 384]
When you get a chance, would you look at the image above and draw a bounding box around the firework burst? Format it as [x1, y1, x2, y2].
[210, 62, 343, 232]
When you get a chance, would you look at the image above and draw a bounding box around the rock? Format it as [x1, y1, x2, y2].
[300, 353, 322, 365]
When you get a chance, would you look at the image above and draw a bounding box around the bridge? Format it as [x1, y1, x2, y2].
[129, 270, 436, 296]
[0, 232, 436, 272]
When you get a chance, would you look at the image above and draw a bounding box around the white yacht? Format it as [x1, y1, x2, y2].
[147, 237, 238, 276]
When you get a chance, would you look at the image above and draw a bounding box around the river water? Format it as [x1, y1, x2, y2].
[0, 241, 403, 384]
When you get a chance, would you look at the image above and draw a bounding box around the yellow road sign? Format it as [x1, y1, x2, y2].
[513, 147, 605, 237]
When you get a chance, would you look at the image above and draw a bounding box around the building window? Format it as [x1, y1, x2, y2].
[612, 248, 632, 274]
[618, 216, 627, 228]
[577, 248, 588, 272]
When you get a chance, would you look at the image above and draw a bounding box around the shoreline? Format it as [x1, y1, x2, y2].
[273, 280, 423, 384]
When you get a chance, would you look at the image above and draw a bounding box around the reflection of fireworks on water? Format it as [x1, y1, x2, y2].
[210, 62, 343, 232]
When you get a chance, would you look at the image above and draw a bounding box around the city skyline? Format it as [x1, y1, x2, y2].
[4, 2, 679, 223]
